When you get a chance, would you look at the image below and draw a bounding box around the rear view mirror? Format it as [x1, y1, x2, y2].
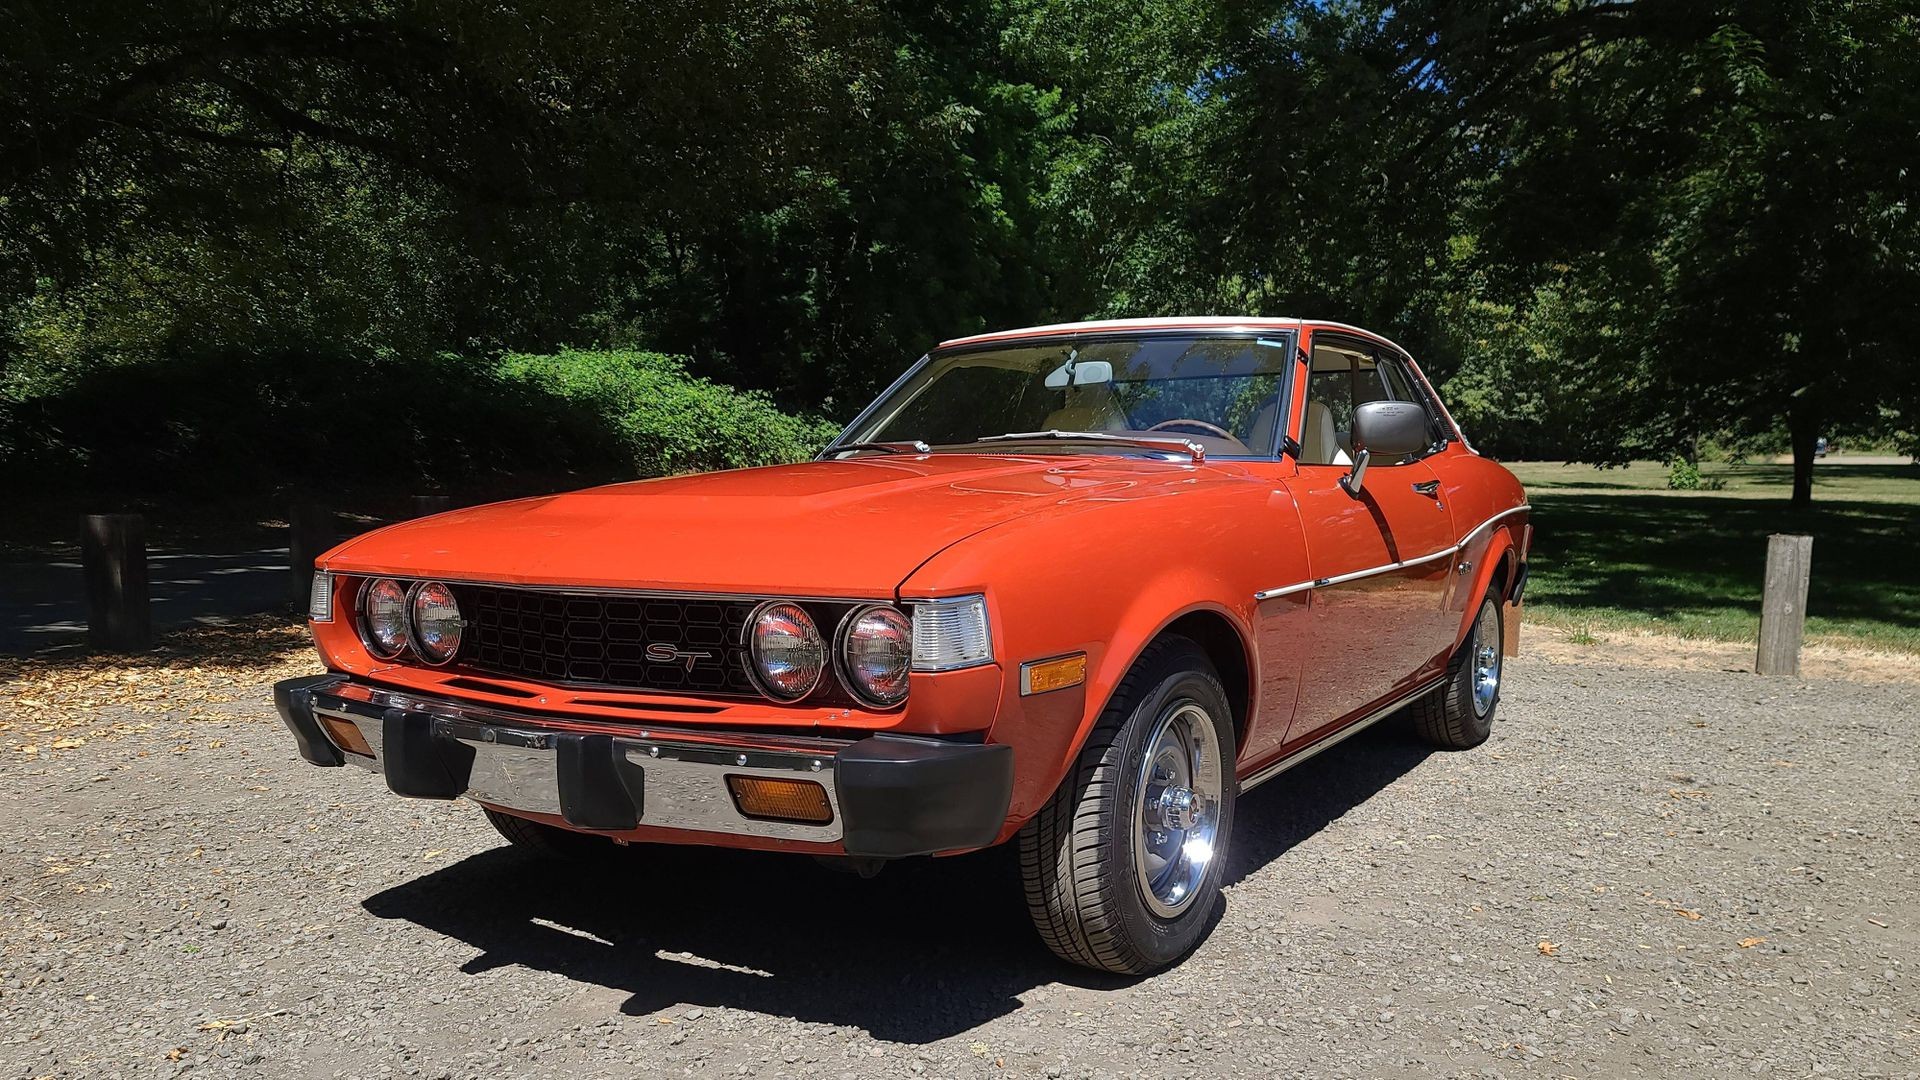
[1043, 359, 1113, 389]
[1342, 401, 1431, 496]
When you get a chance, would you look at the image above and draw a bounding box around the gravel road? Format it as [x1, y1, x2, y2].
[3, 653, 1914, 1079]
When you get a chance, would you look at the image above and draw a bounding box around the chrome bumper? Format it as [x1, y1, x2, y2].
[273, 674, 1013, 857]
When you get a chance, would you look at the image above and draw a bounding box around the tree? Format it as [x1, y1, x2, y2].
[1430, 1, 1920, 504]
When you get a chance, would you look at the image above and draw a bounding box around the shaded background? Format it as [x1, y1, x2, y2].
[4, 0, 1916, 508]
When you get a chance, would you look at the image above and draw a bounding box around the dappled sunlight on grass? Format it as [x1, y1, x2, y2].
[1524, 492, 1920, 653]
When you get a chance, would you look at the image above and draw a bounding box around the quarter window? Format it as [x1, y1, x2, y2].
[1297, 337, 1444, 465]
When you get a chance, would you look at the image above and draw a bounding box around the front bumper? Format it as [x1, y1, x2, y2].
[273, 674, 1013, 858]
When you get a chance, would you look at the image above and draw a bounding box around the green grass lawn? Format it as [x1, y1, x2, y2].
[1505, 459, 1920, 653]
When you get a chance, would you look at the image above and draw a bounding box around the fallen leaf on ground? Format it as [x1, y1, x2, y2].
[50, 737, 86, 749]
[1738, 937, 1766, 948]
[1676, 908, 1703, 920]
[1537, 940, 1559, 956]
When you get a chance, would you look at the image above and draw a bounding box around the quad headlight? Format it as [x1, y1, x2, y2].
[409, 581, 463, 664]
[359, 578, 411, 659]
[837, 604, 912, 707]
[357, 577, 462, 663]
[747, 601, 826, 700]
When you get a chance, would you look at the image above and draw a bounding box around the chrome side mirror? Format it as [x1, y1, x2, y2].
[1342, 401, 1429, 496]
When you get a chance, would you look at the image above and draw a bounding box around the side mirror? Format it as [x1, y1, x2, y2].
[1342, 401, 1430, 496]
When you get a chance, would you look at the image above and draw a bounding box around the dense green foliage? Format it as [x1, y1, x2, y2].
[2, 1, 1915, 500]
[0, 346, 832, 495]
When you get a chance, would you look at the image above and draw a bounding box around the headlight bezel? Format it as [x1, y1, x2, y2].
[357, 577, 412, 660]
[834, 603, 913, 709]
[745, 600, 828, 701]
[407, 580, 464, 666]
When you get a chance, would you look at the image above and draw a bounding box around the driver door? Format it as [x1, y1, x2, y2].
[1281, 333, 1457, 745]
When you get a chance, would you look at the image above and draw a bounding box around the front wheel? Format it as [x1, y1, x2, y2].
[482, 807, 617, 859]
[1018, 636, 1237, 974]
[1412, 589, 1503, 749]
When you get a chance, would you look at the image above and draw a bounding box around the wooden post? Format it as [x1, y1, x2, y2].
[409, 494, 453, 518]
[1756, 534, 1814, 676]
[288, 503, 336, 609]
[82, 513, 151, 652]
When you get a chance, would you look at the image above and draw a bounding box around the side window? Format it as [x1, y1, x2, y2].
[1298, 338, 1442, 465]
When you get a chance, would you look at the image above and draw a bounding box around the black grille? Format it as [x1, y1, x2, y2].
[455, 585, 761, 696]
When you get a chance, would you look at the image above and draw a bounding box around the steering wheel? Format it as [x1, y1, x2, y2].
[1148, 418, 1236, 441]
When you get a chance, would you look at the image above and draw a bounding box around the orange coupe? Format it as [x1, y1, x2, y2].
[276, 317, 1530, 973]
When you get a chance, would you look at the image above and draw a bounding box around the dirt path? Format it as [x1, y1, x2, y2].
[2, 654, 1914, 1078]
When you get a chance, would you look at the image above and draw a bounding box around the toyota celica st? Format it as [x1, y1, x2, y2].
[275, 317, 1531, 973]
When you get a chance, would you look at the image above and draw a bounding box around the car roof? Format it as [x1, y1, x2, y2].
[936, 317, 1410, 357]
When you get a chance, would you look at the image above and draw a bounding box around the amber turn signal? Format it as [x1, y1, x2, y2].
[1020, 653, 1087, 696]
[319, 715, 373, 757]
[726, 776, 834, 824]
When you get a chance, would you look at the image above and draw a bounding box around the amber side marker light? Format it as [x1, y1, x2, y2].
[1020, 653, 1087, 696]
[319, 715, 374, 758]
[725, 776, 834, 825]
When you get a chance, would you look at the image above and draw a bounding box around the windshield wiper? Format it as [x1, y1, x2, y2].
[974, 430, 1206, 463]
[819, 440, 932, 458]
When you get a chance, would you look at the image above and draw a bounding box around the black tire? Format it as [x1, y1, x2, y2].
[1412, 589, 1503, 750]
[1017, 636, 1237, 975]
[482, 807, 616, 859]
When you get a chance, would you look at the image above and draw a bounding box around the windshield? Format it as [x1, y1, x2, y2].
[839, 333, 1294, 458]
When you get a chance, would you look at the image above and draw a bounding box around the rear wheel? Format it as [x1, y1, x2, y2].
[483, 807, 616, 859]
[1412, 590, 1503, 749]
[1018, 637, 1237, 974]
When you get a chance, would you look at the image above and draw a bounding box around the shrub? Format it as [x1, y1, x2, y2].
[0, 347, 840, 495]
[494, 350, 840, 478]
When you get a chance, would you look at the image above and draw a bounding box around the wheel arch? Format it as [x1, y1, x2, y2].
[1157, 608, 1253, 752]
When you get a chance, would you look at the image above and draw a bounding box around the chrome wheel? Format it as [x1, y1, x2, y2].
[1471, 601, 1501, 718]
[1132, 701, 1224, 918]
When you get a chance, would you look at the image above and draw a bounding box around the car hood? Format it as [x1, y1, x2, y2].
[323, 454, 1222, 597]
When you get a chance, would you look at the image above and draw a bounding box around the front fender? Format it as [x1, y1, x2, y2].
[899, 477, 1299, 839]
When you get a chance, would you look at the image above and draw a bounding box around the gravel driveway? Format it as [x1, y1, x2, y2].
[3, 653, 1914, 1078]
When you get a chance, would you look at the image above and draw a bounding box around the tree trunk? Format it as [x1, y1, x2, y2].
[1787, 404, 1818, 509]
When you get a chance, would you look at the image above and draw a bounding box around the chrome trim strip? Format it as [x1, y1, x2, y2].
[1253, 504, 1531, 601]
[1238, 674, 1446, 792]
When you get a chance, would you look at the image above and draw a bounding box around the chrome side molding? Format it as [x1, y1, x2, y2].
[1254, 504, 1531, 602]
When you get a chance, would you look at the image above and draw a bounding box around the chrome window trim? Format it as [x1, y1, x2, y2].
[1253, 504, 1532, 601]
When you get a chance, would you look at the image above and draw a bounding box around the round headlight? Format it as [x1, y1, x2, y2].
[409, 581, 463, 665]
[838, 605, 911, 707]
[748, 602, 825, 701]
[359, 578, 410, 659]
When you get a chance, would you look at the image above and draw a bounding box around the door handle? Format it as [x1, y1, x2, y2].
[1411, 480, 1441, 497]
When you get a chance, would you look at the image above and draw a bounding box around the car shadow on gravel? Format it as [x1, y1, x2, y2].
[360, 724, 1429, 1043]
[1224, 723, 1432, 887]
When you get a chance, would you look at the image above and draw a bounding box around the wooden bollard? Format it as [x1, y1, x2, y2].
[82, 513, 151, 652]
[288, 504, 336, 609]
[409, 494, 453, 518]
[1756, 534, 1813, 676]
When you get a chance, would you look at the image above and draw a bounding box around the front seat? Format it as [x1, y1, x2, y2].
[1043, 382, 1128, 431]
[1302, 401, 1352, 466]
